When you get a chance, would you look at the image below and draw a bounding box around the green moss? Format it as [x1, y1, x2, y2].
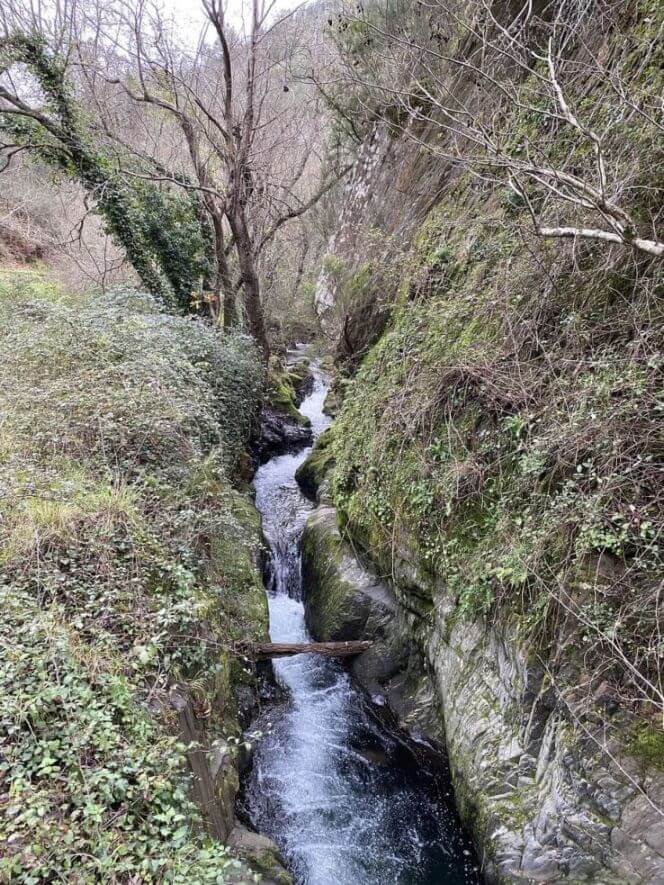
[285, 358, 312, 400]
[266, 358, 311, 426]
[295, 427, 336, 500]
[301, 508, 373, 641]
[629, 725, 664, 770]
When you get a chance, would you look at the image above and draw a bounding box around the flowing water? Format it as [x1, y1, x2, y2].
[242, 358, 480, 885]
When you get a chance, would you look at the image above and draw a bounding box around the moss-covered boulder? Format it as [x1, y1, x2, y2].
[301, 506, 393, 641]
[295, 427, 336, 502]
[228, 826, 292, 885]
[266, 357, 311, 426]
[286, 358, 314, 405]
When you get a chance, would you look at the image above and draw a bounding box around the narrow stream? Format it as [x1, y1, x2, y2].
[243, 358, 480, 885]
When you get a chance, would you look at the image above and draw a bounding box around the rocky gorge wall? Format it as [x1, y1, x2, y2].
[302, 3, 664, 880]
[299, 435, 664, 882]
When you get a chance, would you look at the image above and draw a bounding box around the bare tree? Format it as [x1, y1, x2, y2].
[0, 0, 349, 354]
[325, 0, 663, 259]
[93, 0, 349, 353]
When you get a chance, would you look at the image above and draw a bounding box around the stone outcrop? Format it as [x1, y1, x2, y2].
[300, 508, 664, 882]
[424, 585, 664, 883]
[297, 453, 664, 883]
[301, 505, 393, 641]
[294, 427, 335, 501]
[252, 406, 313, 465]
[300, 501, 447, 743]
[227, 826, 292, 885]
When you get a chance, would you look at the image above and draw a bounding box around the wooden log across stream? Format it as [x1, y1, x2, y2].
[235, 640, 372, 660]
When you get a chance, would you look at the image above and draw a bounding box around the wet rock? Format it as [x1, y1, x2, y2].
[228, 824, 292, 884]
[300, 505, 445, 743]
[301, 505, 391, 640]
[252, 406, 312, 464]
[287, 359, 315, 405]
[295, 426, 335, 502]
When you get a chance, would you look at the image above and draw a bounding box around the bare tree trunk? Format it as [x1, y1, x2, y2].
[228, 207, 269, 358]
[238, 640, 373, 659]
[210, 213, 237, 329]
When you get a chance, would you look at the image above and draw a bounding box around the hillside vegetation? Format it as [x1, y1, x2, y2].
[328, 0, 664, 752]
[304, 0, 664, 877]
[0, 271, 269, 882]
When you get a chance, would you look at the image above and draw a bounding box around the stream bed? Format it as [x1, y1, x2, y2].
[242, 361, 480, 885]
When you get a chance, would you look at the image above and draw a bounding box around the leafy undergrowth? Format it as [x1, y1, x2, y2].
[0, 272, 266, 882]
[330, 175, 664, 736]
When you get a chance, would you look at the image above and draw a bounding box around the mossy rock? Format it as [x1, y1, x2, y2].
[266, 359, 311, 426]
[322, 376, 349, 417]
[285, 358, 314, 405]
[301, 506, 393, 641]
[295, 427, 336, 501]
[629, 724, 664, 771]
[228, 826, 292, 884]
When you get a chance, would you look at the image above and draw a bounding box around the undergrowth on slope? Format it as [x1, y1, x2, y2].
[0, 271, 265, 883]
[330, 179, 664, 733]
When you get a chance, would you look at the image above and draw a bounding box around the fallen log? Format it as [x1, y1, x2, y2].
[236, 640, 372, 660]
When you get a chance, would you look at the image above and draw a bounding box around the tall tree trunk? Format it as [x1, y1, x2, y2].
[210, 213, 237, 329]
[228, 208, 269, 359]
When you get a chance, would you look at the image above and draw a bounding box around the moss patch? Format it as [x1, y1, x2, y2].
[301, 507, 374, 641]
[629, 726, 664, 771]
[295, 427, 336, 501]
[266, 357, 311, 426]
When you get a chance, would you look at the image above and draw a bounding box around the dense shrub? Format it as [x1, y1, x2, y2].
[0, 272, 265, 882]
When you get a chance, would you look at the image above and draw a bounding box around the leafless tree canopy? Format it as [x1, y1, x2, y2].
[0, 0, 351, 352]
[324, 0, 663, 258]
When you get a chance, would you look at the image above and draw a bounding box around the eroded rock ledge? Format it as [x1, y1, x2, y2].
[298, 479, 664, 883]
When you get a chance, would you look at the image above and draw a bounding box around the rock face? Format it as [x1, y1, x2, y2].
[425, 598, 664, 883]
[297, 457, 664, 883]
[300, 504, 447, 743]
[301, 506, 393, 641]
[252, 406, 313, 464]
[294, 427, 335, 501]
[302, 504, 664, 882]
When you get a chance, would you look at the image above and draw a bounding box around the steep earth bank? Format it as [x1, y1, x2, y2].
[0, 272, 288, 883]
[299, 5, 664, 880]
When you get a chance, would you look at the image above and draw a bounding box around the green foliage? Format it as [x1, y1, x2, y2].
[0, 272, 265, 882]
[629, 725, 664, 771]
[329, 143, 663, 718]
[0, 35, 212, 313]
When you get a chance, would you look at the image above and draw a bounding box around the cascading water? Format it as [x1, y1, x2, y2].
[243, 358, 480, 885]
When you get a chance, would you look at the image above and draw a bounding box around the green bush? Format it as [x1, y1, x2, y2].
[0, 272, 265, 882]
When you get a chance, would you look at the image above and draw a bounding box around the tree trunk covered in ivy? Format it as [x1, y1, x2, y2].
[0, 36, 209, 314]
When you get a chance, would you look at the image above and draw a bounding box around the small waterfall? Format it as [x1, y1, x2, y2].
[243, 362, 480, 885]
